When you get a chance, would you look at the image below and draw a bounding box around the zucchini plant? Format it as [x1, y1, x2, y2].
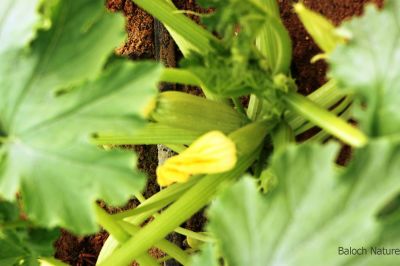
[1, 0, 399, 265]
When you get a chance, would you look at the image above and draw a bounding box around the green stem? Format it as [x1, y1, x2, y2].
[284, 92, 367, 147]
[160, 68, 228, 103]
[174, 227, 214, 243]
[115, 176, 201, 223]
[133, 192, 215, 243]
[165, 144, 186, 153]
[92, 123, 202, 145]
[98, 122, 270, 266]
[158, 255, 172, 263]
[134, 192, 146, 203]
[130, 192, 214, 243]
[160, 68, 202, 86]
[260, 0, 280, 16]
[232, 97, 247, 116]
[131, 0, 217, 53]
[304, 103, 353, 143]
[247, 94, 263, 121]
[294, 96, 352, 135]
[94, 205, 160, 266]
[99, 154, 257, 266]
[113, 194, 178, 220]
[271, 121, 294, 153]
[119, 221, 190, 265]
[287, 79, 345, 129]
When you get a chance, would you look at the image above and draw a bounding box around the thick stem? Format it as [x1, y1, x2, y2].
[119, 221, 190, 265]
[286, 79, 345, 129]
[94, 205, 160, 266]
[294, 96, 352, 135]
[284, 92, 368, 147]
[115, 176, 201, 223]
[92, 124, 201, 145]
[98, 122, 270, 266]
[99, 153, 257, 266]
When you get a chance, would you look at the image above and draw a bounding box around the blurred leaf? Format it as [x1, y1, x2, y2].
[207, 140, 400, 265]
[329, 0, 400, 137]
[0, 0, 163, 234]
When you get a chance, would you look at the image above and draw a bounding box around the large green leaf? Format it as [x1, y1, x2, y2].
[207, 141, 400, 265]
[0, 0, 162, 234]
[328, 0, 400, 137]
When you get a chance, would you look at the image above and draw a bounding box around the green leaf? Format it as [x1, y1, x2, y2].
[0, 0, 163, 234]
[0, 202, 59, 266]
[328, 0, 400, 137]
[0, 0, 44, 54]
[207, 176, 273, 266]
[207, 140, 400, 265]
[0, 0, 126, 130]
[0, 228, 59, 266]
[190, 243, 219, 266]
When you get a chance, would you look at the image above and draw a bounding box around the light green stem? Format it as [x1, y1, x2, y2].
[98, 122, 270, 266]
[94, 205, 160, 266]
[175, 227, 214, 243]
[92, 123, 202, 145]
[287, 79, 345, 129]
[305, 103, 353, 143]
[115, 176, 201, 223]
[294, 96, 352, 135]
[113, 194, 179, 220]
[247, 94, 263, 121]
[119, 221, 190, 265]
[165, 144, 186, 153]
[160, 68, 202, 86]
[99, 154, 257, 266]
[284, 92, 367, 147]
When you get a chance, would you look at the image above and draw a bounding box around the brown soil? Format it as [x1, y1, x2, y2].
[54, 0, 384, 265]
[107, 0, 154, 59]
[282, 0, 383, 95]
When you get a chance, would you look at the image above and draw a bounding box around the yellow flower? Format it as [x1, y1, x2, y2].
[157, 131, 237, 187]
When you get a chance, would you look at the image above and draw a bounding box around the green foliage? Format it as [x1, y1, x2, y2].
[190, 243, 218, 266]
[329, 0, 400, 137]
[0, 202, 59, 266]
[207, 140, 400, 265]
[0, 0, 162, 234]
[181, 0, 292, 99]
[2, 0, 400, 265]
[0, 0, 44, 55]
